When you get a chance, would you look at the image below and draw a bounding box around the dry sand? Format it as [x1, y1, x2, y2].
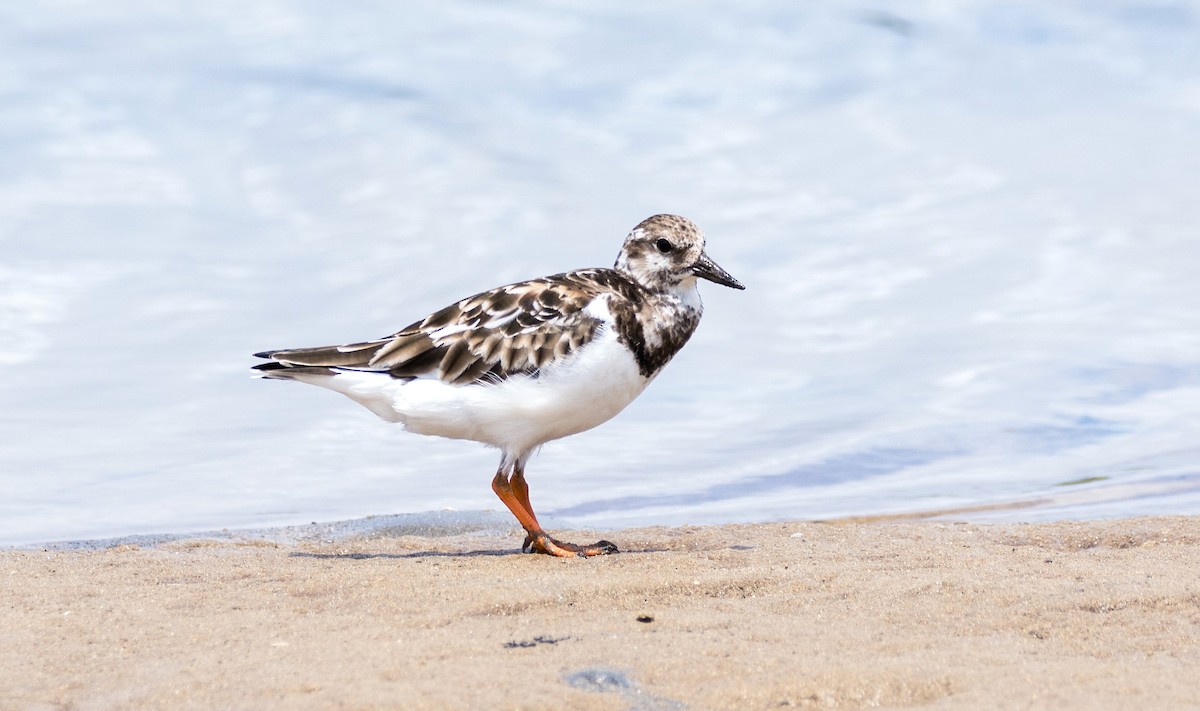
[3, 516, 1199, 710]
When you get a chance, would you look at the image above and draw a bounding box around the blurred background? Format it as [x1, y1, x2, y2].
[2, 1, 1199, 545]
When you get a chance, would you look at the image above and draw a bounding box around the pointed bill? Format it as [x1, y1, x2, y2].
[692, 251, 745, 290]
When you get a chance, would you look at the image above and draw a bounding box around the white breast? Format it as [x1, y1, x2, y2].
[315, 304, 651, 456]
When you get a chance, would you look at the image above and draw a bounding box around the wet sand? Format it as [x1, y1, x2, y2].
[3, 516, 1198, 710]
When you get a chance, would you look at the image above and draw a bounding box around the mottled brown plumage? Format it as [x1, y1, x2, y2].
[255, 270, 627, 384]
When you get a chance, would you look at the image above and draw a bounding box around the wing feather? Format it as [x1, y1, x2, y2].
[254, 269, 641, 385]
[368, 333, 435, 368]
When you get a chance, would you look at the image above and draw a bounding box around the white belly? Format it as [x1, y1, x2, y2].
[320, 325, 651, 456]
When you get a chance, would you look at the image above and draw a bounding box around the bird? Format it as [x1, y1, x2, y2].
[253, 214, 744, 557]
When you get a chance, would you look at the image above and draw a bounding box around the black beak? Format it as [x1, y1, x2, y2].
[692, 251, 745, 290]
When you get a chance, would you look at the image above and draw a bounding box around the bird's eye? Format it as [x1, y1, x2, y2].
[655, 238, 673, 253]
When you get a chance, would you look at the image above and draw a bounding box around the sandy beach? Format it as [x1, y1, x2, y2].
[3, 516, 1198, 710]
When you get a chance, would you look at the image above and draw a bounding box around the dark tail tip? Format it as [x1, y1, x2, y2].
[252, 361, 289, 373]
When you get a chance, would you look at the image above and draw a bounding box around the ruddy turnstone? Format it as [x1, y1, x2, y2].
[253, 214, 743, 557]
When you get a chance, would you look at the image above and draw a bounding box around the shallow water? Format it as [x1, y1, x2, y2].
[2, 1, 1199, 545]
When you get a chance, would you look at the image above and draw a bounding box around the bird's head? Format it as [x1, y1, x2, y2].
[614, 214, 744, 293]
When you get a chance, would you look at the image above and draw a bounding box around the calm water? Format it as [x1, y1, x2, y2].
[3, 1, 1199, 545]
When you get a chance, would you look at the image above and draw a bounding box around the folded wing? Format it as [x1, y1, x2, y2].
[253, 271, 622, 385]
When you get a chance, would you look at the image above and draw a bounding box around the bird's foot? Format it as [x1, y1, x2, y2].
[522, 531, 618, 558]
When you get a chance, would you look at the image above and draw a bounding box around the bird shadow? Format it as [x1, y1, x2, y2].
[289, 548, 514, 560]
[284, 545, 672, 562]
[288, 545, 672, 561]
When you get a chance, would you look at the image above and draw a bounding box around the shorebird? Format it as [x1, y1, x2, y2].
[253, 214, 743, 556]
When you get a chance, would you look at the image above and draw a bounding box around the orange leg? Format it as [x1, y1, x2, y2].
[508, 466, 536, 527]
[492, 465, 617, 558]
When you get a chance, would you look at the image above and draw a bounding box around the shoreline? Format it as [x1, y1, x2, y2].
[12, 469, 1199, 552]
[4, 516, 1198, 710]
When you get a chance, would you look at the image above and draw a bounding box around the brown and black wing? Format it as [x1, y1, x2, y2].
[254, 270, 632, 385]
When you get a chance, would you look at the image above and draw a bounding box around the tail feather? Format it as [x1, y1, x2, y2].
[254, 340, 389, 369]
[252, 361, 339, 380]
[252, 358, 407, 422]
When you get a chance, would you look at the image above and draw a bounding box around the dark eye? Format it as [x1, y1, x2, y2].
[655, 238, 673, 253]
